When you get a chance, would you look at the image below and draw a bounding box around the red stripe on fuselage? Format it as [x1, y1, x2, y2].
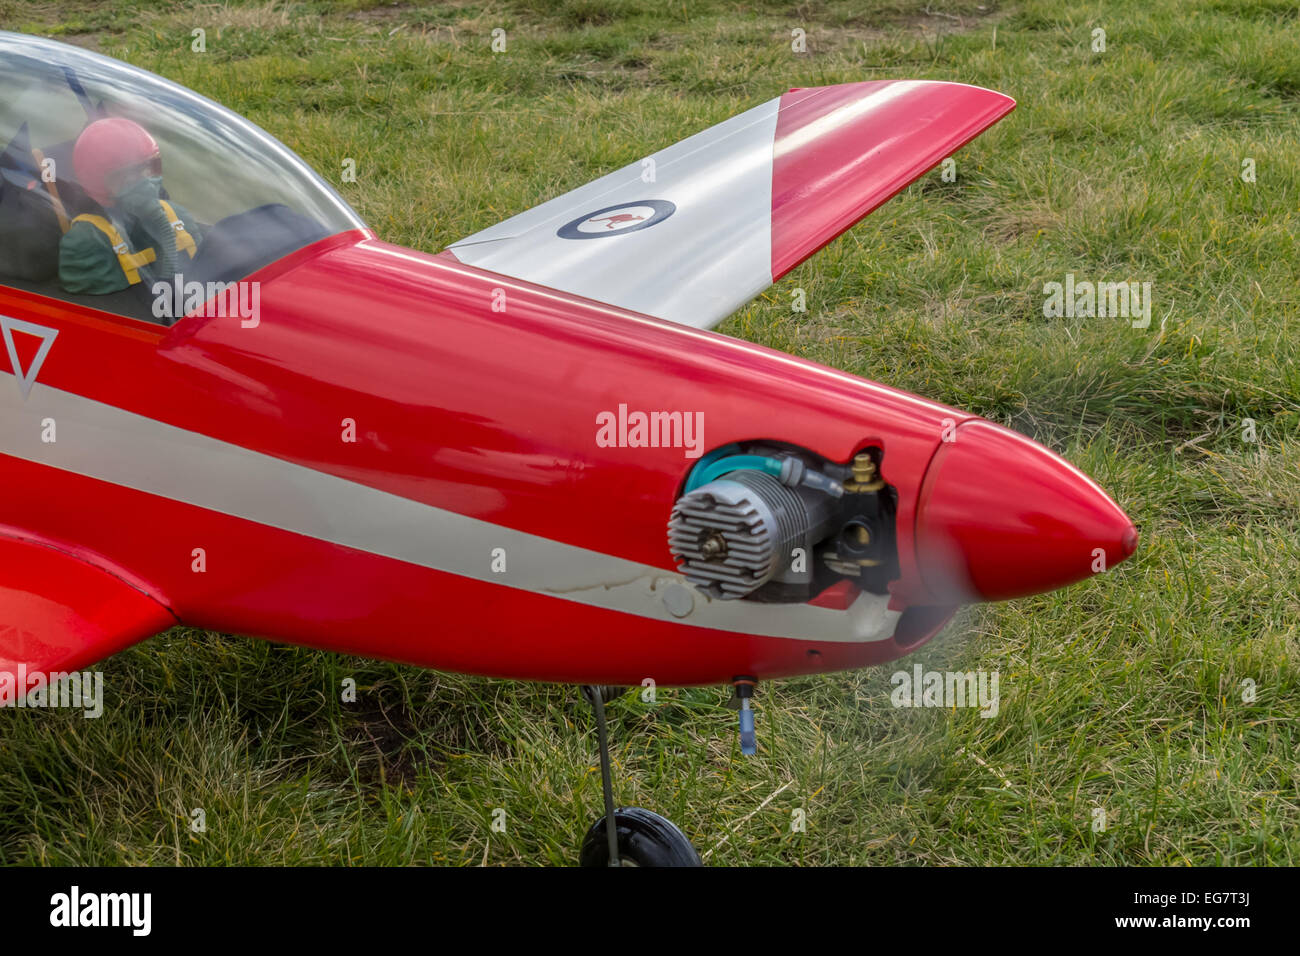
[0, 453, 914, 683]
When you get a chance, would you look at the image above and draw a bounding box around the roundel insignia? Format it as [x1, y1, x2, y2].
[557, 200, 676, 239]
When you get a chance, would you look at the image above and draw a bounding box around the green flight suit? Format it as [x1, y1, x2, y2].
[58, 201, 203, 295]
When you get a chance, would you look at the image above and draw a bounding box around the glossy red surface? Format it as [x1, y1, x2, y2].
[771, 81, 1016, 279]
[0, 530, 175, 697]
[0, 222, 1140, 683]
[0, 219, 1140, 684]
[914, 420, 1138, 602]
[0, 455, 923, 685]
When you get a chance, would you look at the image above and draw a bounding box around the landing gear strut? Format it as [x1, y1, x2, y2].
[577, 685, 701, 867]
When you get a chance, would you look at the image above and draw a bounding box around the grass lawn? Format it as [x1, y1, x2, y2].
[0, 0, 1296, 865]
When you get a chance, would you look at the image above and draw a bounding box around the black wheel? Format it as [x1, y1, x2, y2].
[579, 807, 702, 867]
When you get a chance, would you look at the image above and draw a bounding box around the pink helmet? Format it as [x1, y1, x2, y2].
[72, 117, 161, 206]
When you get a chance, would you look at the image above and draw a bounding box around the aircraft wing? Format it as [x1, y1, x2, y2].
[0, 533, 174, 700]
[446, 80, 1015, 330]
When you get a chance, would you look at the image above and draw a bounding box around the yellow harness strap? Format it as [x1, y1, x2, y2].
[158, 200, 198, 259]
[72, 201, 197, 286]
[72, 214, 155, 284]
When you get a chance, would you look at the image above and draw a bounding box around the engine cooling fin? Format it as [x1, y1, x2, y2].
[667, 471, 806, 599]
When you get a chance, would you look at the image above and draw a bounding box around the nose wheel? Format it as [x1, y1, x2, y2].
[578, 685, 702, 867]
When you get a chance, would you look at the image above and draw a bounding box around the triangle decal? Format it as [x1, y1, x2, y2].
[0, 314, 58, 401]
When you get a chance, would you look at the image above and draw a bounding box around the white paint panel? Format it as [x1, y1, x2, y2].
[0, 373, 898, 644]
[449, 98, 781, 330]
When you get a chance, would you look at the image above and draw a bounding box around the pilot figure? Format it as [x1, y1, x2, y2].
[59, 117, 203, 295]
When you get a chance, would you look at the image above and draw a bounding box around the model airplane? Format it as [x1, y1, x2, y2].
[0, 32, 1136, 865]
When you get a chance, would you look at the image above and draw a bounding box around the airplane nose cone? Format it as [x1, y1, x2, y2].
[915, 420, 1137, 602]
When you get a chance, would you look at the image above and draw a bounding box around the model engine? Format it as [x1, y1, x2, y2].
[667, 443, 899, 603]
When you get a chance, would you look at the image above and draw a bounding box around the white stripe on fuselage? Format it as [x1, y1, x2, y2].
[0, 375, 898, 643]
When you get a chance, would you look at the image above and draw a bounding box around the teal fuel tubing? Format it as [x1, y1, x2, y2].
[684, 449, 845, 498]
[683, 454, 785, 492]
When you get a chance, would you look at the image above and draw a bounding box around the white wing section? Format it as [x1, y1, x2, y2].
[448, 99, 779, 329]
[446, 81, 1017, 330]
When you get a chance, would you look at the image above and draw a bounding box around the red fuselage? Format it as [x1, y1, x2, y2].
[0, 229, 1135, 685]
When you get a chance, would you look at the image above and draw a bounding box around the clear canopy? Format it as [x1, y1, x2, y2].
[0, 31, 365, 322]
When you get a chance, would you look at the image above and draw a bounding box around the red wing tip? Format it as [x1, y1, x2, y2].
[785, 80, 1014, 102]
